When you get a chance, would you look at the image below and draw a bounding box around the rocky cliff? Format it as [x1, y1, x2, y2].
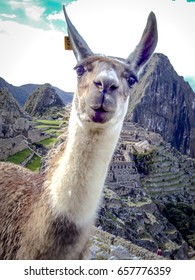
[126, 53, 195, 158]
[0, 87, 30, 138]
[24, 83, 64, 118]
[0, 77, 33, 106]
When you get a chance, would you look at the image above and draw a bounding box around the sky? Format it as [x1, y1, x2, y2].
[0, 0, 195, 92]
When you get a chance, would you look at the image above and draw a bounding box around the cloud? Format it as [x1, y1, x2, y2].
[0, 0, 76, 31]
[9, 0, 22, 9]
[0, 18, 76, 91]
[24, 5, 45, 22]
[47, 11, 64, 21]
[9, 0, 45, 22]
[0, 13, 17, 19]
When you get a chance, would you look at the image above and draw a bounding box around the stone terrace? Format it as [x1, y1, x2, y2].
[105, 122, 195, 197]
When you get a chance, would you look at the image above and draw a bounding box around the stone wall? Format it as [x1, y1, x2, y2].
[0, 128, 49, 160]
[0, 135, 27, 160]
[27, 128, 49, 143]
[121, 122, 162, 145]
[142, 145, 195, 195]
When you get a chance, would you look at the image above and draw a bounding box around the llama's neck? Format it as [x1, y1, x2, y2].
[48, 105, 122, 227]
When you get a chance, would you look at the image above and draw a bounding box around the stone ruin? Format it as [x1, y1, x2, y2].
[0, 88, 30, 138]
[0, 88, 48, 160]
[105, 122, 163, 196]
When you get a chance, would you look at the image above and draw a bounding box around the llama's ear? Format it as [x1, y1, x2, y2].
[63, 5, 93, 62]
[126, 12, 158, 73]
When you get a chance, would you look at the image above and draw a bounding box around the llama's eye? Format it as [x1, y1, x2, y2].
[75, 65, 85, 76]
[127, 75, 137, 88]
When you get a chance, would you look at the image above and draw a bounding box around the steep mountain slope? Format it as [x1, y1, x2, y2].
[24, 83, 65, 118]
[0, 77, 31, 106]
[0, 87, 29, 138]
[0, 77, 73, 106]
[126, 53, 195, 158]
[21, 83, 73, 105]
[53, 86, 73, 104]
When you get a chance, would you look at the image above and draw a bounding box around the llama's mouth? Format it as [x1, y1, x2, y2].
[91, 107, 113, 123]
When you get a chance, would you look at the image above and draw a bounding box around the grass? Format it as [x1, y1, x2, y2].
[25, 137, 59, 172]
[33, 119, 62, 136]
[38, 119, 60, 125]
[33, 119, 61, 126]
[7, 149, 32, 164]
[44, 128, 60, 133]
[55, 132, 63, 137]
[35, 124, 60, 129]
[26, 155, 41, 172]
[5, 119, 63, 171]
[39, 137, 58, 147]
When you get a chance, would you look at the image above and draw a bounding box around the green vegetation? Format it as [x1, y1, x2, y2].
[39, 137, 58, 147]
[7, 149, 31, 164]
[32, 119, 61, 127]
[54, 132, 63, 137]
[44, 128, 59, 133]
[32, 119, 63, 138]
[5, 118, 64, 172]
[32, 119, 60, 129]
[35, 119, 60, 125]
[26, 155, 41, 172]
[161, 202, 195, 249]
[35, 124, 60, 129]
[133, 149, 155, 175]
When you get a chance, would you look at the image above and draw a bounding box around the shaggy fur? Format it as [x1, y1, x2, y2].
[0, 162, 91, 259]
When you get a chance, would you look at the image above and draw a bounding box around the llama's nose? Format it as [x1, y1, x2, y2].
[94, 70, 119, 92]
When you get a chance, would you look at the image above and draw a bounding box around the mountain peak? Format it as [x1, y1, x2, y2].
[24, 83, 64, 118]
[127, 52, 195, 158]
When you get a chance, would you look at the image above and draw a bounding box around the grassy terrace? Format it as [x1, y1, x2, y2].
[35, 125, 59, 129]
[5, 118, 64, 172]
[32, 119, 62, 137]
[26, 155, 41, 172]
[39, 137, 58, 147]
[32, 119, 61, 130]
[7, 149, 31, 164]
[32, 119, 61, 126]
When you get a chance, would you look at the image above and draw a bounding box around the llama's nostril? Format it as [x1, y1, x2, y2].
[94, 77, 119, 92]
[94, 81, 103, 90]
[94, 69, 119, 92]
[109, 84, 119, 91]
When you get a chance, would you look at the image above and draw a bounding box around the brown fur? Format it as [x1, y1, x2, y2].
[0, 163, 42, 259]
[0, 162, 90, 259]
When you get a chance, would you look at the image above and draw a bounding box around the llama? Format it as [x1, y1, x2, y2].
[0, 6, 158, 259]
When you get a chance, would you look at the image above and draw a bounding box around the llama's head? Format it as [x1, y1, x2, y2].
[63, 6, 158, 129]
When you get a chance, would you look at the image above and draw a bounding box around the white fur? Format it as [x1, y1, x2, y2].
[97, 69, 119, 85]
[49, 97, 128, 227]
